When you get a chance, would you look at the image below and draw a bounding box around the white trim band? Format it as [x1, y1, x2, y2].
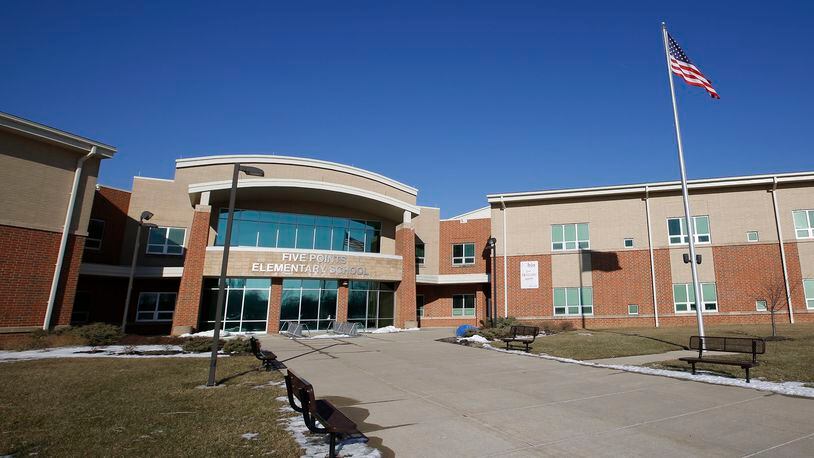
[80, 263, 184, 278]
[415, 273, 489, 284]
[206, 245, 404, 261]
[176, 154, 417, 196]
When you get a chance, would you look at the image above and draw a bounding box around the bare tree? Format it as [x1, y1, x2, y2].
[752, 275, 797, 338]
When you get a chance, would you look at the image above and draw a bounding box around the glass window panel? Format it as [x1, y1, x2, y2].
[282, 278, 301, 288]
[702, 283, 717, 301]
[378, 292, 395, 320]
[258, 223, 278, 247]
[332, 217, 349, 228]
[675, 302, 687, 312]
[242, 211, 260, 221]
[694, 216, 709, 235]
[215, 217, 228, 245]
[241, 322, 266, 332]
[246, 278, 270, 289]
[300, 290, 319, 320]
[237, 220, 258, 246]
[552, 242, 563, 250]
[157, 312, 173, 320]
[464, 243, 475, 257]
[242, 290, 268, 320]
[577, 223, 589, 241]
[137, 312, 153, 321]
[202, 289, 218, 322]
[568, 306, 580, 315]
[323, 280, 339, 290]
[565, 241, 577, 250]
[553, 288, 566, 306]
[223, 322, 241, 332]
[367, 292, 378, 319]
[798, 229, 810, 238]
[581, 287, 593, 305]
[566, 288, 579, 306]
[697, 235, 710, 243]
[296, 226, 315, 249]
[668, 218, 682, 236]
[301, 279, 321, 289]
[350, 219, 367, 230]
[348, 229, 366, 252]
[165, 245, 183, 254]
[578, 241, 589, 249]
[364, 229, 376, 252]
[564, 224, 577, 242]
[332, 228, 348, 251]
[415, 244, 425, 257]
[554, 307, 566, 315]
[296, 214, 315, 225]
[453, 244, 463, 257]
[452, 308, 462, 316]
[674, 284, 687, 303]
[314, 216, 333, 226]
[348, 291, 367, 319]
[368, 231, 380, 253]
[315, 226, 333, 250]
[379, 282, 395, 291]
[157, 294, 176, 311]
[137, 293, 157, 312]
[280, 290, 301, 321]
[259, 211, 278, 222]
[581, 305, 593, 315]
[148, 227, 167, 245]
[552, 225, 563, 243]
[808, 210, 814, 227]
[278, 213, 298, 223]
[320, 290, 337, 320]
[225, 290, 243, 320]
[793, 211, 808, 229]
[225, 278, 245, 288]
[277, 224, 296, 248]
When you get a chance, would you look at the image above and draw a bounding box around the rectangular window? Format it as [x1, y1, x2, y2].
[628, 304, 639, 315]
[136, 292, 176, 322]
[746, 231, 759, 242]
[553, 287, 593, 316]
[280, 279, 338, 331]
[85, 219, 104, 250]
[805, 279, 814, 310]
[624, 238, 634, 248]
[673, 283, 718, 313]
[417, 295, 425, 318]
[452, 294, 475, 316]
[201, 278, 271, 332]
[551, 223, 590, 251]
[146, 227, 186, 255]
[793, 210, 814, 239]
[348, 281, 395, 329]
[416, 243, 425, 265]
[215, 209, 381, 253]
[667, 216, 710, 245]
[755, 300, 767, 312]
[452, 243, 475, 265]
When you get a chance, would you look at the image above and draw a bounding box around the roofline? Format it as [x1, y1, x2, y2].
[0, 112, 116, 158]
[95, 183, 132, 194]
[175, 154, 418, 196]
[487, 171, 814, 204]
[443, 206, 491, 221]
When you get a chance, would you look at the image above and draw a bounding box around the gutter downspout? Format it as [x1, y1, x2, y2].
[501, 196, 509, 317]
[645, 186, 660, 327]
[771, 176, 794, 324]
[43, 146, 98, 330]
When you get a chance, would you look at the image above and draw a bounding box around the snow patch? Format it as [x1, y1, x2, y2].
[457, 335, 490, 344]
[241, 432, 260, 440]
[306, 333, 351, 339]
[179, 330, 254, 340]
[362, 326, 420, 334]
[482, 344, 814, 398]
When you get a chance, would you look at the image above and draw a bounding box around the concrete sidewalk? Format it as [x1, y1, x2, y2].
[586, 349, 730, 365]
[260, 329, 814, 457]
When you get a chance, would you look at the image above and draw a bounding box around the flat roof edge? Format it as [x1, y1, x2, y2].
[0, 112, 116, 157]
[175, 154, 418, 196]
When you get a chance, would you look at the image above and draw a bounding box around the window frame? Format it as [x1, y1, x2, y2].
[416, 294, 425, 318]
[793, 210, 814, 239]
[146, 226, 187, 255]
[553, 287, 593, 316]
[746, 231, 759, 243]
[755, 300, 768, 312]
[85, 218, 105, 251]
[628, 304, 639, 315]
[136, 292, 177, 322]
[805, 279, 814, 310]
[673, 282, 718, 313]
[415, 243, 425, 265]
[452, 242, 476, 266]
[623, 238, 634, 248]
[551, 223, 590, 252]
[667, 216, 711, 246]
[452, 294, 476, 317]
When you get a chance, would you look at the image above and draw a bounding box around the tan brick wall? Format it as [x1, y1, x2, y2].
[172, 206, 211, 334]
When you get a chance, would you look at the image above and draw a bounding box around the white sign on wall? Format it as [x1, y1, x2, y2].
[520, 260, 539, 289]
[250, 252, 370, 277]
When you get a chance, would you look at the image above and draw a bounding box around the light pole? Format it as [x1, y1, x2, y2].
[207, 164, 265, 387]
[487, 237, 497, 327]
[121, 211, 156, 331]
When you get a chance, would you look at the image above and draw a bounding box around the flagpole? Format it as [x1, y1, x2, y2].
[662, 22, 705, 341]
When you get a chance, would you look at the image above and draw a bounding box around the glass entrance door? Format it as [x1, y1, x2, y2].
[280, 279, 338, 330]
[348, 281, 395, 329]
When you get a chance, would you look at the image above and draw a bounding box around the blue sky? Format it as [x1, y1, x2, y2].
[3, 1, 812, 217]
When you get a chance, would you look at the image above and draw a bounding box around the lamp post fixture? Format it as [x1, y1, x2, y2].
[121, 211, 156, 331]
[487, 237, 497, 326]
[207, 164, 265, 387]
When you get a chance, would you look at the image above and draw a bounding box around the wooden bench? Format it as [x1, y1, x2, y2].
[284, 369, 368, 458]
[249, 336, 278, 371]
[678, 335, 765, 383]
[501, 325, 540, 352]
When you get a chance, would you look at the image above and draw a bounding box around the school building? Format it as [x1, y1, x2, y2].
[1, 112, 813, 338]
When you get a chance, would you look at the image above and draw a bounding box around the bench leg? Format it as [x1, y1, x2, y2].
[690, 362, 696, 375]
[745, 367, 750, 384]
[506, 341, 510, 350]
[328, 432, 337, 458]
[524, 342, 530, 352]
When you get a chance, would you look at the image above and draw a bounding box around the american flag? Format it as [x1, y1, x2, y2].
[668, 33, 720, 99]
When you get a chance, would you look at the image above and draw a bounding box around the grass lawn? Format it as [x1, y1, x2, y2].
[0, 356, 301, 457]
[529, 323, 814, 383]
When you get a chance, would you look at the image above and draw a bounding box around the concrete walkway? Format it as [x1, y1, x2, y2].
[586, 349, 730, 365]
[260, 329, 814, 457]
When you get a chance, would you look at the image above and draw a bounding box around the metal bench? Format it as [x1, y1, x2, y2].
[500, 325, 540, 352]
[280, 321, 310, 338]
[285, 369, 368, 458]
[249, 336, 278, 371]
[328, 321, 361, 337]
[678, 335, 766, 383]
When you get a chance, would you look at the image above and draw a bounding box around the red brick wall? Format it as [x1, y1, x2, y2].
[82, 186, 131, 265]
[395, 226, 416, 328]
[653, 248, 673, 319]
[172, 206, 211, 334]
[592, 249, 655, 317]
[0, 225, 84, 329]
[439, 219, 491, 275]
[416, 284, 487, 327]
[267, 278, 283, 332]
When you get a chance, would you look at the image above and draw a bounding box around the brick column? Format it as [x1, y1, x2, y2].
[267, 278, 283, 333]
[53, 234, 86, 327]
[395, 224, 417, 328]
[336, 281, 349, 322]
[172, 205, 211, 335]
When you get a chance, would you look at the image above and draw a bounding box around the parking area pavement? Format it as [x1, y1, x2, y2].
[259, 329, 814, 457]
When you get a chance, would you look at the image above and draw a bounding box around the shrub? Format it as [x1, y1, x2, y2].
[182, 337, 223, 353]
[557, 321, 575, 332]
[541, 322, 554, 335]
[73, 323, 123, 349]
[222, 337, 252, 354]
